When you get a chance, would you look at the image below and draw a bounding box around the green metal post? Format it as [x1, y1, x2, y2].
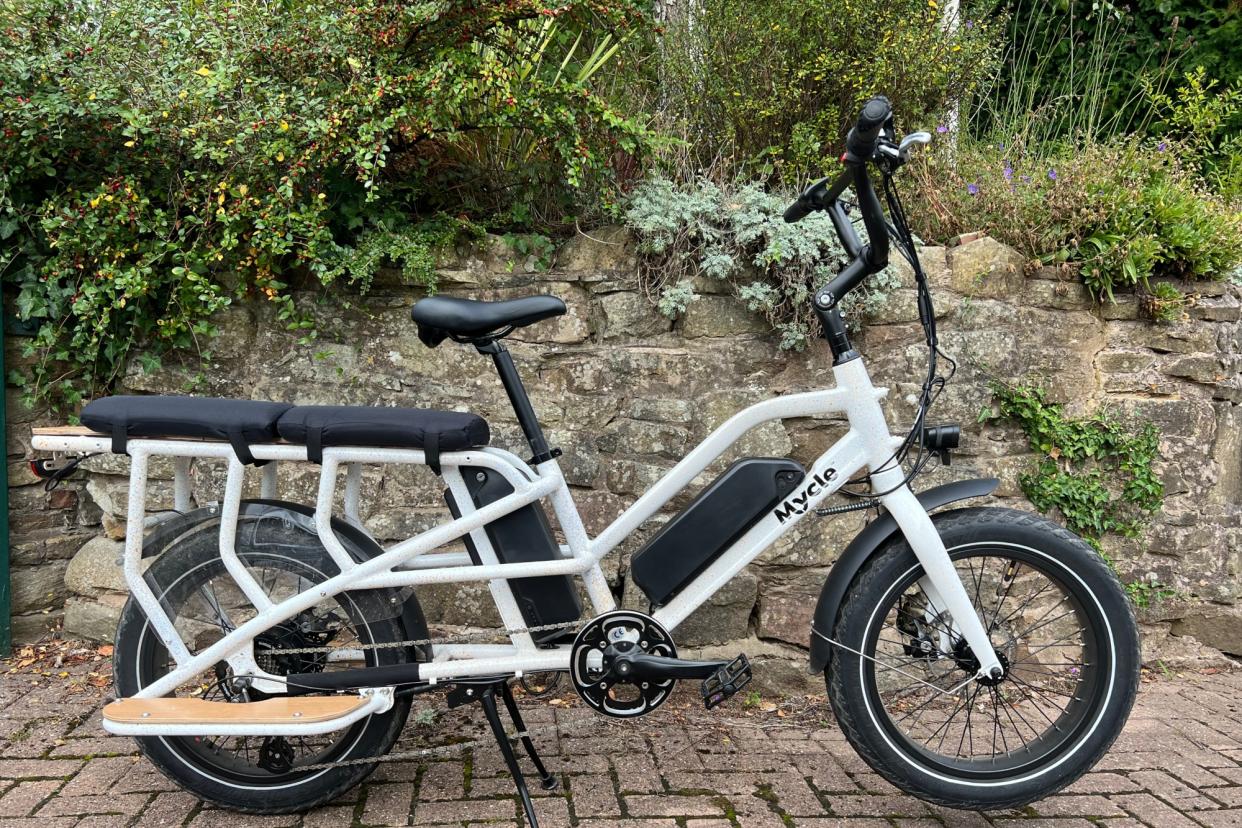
[0, 308, 10, 656]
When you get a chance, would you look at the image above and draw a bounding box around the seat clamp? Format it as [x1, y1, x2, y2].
[529, 447, 562, 466]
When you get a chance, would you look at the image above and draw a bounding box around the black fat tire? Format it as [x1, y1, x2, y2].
[113, 537, 413, 814]
[826, 507, 1140, 810]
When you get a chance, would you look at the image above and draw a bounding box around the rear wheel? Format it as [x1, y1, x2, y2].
[826, 507, 1140, 809]
[114, 517, 414, 813]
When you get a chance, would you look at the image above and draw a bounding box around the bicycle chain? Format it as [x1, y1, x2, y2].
[258, 619, 585, 656]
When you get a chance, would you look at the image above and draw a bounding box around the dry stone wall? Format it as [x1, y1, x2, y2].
[5, 229, 1241, 690]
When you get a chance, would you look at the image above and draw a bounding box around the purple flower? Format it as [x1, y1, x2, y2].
[1003, 165, 1013, 181]
[1021, 174, 1032, 183]
[998, 142, 1005, 150]
[1048, 168, 1058, 181]
[936, 123, 949, 134]
[965, 19, 974, 28]
[1158, 141, 1168, 152]
[967, 182, 979, 196]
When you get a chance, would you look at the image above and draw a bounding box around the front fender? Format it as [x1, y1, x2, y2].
[806, 477, 999, 674]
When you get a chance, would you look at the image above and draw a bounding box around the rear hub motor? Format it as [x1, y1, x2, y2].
[570, 610, 676, 718]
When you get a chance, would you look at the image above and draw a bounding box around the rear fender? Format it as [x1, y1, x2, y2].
[807, 478, 999, 674]
[141, 499, 432, 661]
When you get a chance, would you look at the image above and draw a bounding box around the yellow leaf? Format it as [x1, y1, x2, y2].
[276, 151, 285, 162]
[195, 66, 213, 77]
[123, 140, 135, 147]
[279, 120, 290, 132]
[238, 184, 248, 196]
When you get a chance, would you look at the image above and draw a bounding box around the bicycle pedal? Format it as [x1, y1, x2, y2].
[700, 654, 752, 710]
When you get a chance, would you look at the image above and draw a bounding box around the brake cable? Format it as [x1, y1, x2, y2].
[834, 166, 953, 502]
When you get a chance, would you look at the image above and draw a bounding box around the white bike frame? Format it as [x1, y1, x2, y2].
[32, 354, 1002, 724]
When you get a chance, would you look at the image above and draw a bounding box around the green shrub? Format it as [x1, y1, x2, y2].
[648, 0, 1000, 182]
[0, 0, 652, 408]
[1145, 67, 1242, 202]
[906, 136, 1242, 302]
[624, 176, 900, 348]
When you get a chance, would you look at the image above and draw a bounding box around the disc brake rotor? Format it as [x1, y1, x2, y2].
[569, 610, 676, 718]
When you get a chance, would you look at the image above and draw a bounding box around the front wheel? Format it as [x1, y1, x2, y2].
[827, 507, 1140, 810]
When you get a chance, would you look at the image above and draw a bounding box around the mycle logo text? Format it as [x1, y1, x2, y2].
[773, 468, 839, 523]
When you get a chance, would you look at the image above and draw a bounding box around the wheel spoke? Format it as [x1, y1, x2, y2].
[862, 545, 1095, 770]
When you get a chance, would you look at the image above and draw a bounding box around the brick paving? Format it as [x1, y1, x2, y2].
[1, 647, 1240, 827]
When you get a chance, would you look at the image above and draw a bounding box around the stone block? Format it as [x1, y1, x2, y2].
[64, 537, 133, 597]
[944, 236, 1028, 298]
[553, 225, 635, 274]
[10, 609, 65, 644]
[597, 291, 669, 340]
[595, 419, 690, 460]
[1166, 354, 1228, 385]
[63, 595, 127, 642]
[624, 571, 758, 647]
[1171, 606, 1242, 657]
[1212, 403, 1242, 506]
[10, 560, 70, 614]
[1023, 278, 1095, 311]
[681, 295, 769, 338]
[756, 575, 827, 648]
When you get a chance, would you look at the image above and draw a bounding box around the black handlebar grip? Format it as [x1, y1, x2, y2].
[783, 198, 813, 224]
[846, 95, 892, 159]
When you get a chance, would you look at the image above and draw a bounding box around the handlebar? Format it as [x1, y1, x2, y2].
[845, 95, 892, 160]
[782, 95, 897, 314]
[781, 197, 815, 224]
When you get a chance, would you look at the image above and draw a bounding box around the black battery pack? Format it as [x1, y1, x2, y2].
[630, 457, 806, 607]
[444, 467, 582, 644]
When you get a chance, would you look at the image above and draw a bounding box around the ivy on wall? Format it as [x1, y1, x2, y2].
[980, 380, 1172, 607]
[981, 380, 1164, 542]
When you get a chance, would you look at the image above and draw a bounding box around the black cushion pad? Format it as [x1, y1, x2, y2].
[81, 396, 292, 444]
[277, 405, 490, 452]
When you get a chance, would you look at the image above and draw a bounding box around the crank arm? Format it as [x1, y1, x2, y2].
[609, 653, 726, 681]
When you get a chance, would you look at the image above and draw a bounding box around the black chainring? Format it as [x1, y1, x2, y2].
[569, 610, 676, 718]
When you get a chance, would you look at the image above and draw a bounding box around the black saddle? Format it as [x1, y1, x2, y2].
[412, 295, 566, 348]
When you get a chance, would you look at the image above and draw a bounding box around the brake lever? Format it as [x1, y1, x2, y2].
[897, 131, 932, 160]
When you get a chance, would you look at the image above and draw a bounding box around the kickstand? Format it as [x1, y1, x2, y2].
[500, 681, 558, 791]
[477, 682, 556, 828]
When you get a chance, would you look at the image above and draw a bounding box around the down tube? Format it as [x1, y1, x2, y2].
[654, 432, 868, 631]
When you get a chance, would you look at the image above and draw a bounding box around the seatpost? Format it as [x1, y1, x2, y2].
[478, 341, 558, 464]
